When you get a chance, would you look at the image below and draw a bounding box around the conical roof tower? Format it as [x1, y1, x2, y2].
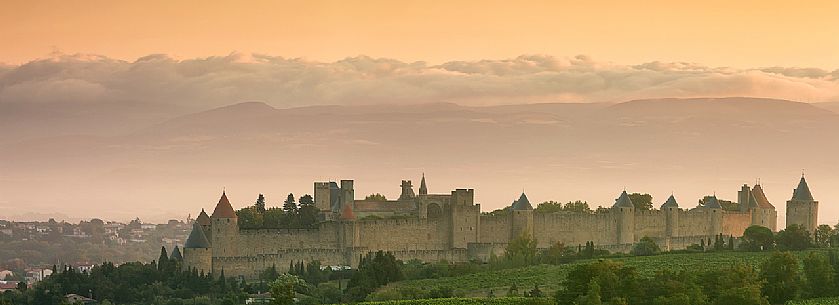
[661, 195, 679, 209]
[792, 175, 814, 201]
[613, 191, 634, 208]
[511, 192, 533, 210]
[211, 191, 237, 219]
[184, 222, 211, 248]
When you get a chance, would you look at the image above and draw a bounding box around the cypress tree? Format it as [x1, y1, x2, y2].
[158, 246, 169, 272]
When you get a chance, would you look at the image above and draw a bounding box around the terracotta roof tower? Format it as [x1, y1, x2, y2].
[211, 191, 237, 219]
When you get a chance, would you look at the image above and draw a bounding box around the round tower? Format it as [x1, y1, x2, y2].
[703, 195, 723, 237]
[613, 191, 635, 244]
[661, 195, 680, 238]
[510, 192, 534, 239]
[210, 191, 239, 257]
[183, 222, 212, 274]
[786, 175, 819, 232]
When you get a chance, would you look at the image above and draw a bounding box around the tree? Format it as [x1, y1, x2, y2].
[345, 251, 404, 301]
[814, 224, 833, 248]
[298, 194, 319, 228]
[776, 224, 812, 250]
[255, 194, 266, 213]
[298, 194, 314, 207]
[540, 242, 574, 264]
[702, 264, 768, 305]
[556, 260, 641, 305]
[282, 194, 298, 214]
[365, 193, 387, 201]
[631, 237, 660, 256]
[236, 207, 264, 229]
[157, 246, 169, 272]
[760, 251, 801, 304]
[802, 252, 834, 298]
[504, 232, 538, 267]
[740, 225, 774, 251]
[263, 208, 285, 228]
[627, 193, 653, 210]
[535, 201, 563, 213]
[270, 274, 303, 305]
[564, 201, 591, 213]
[583, 280, 602, 305]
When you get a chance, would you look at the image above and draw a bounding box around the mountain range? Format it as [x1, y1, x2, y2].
[2, 97, 838, 224]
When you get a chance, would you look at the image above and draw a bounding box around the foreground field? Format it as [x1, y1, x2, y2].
[375, 250, 829, 299]
[786, 297, 839, 304]
[356, 297, 553, 305]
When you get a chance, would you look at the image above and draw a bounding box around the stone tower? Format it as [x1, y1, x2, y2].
[750, 184, 778, 231]
[786, 175, 818, 232]
[399, 180, 416, 200]
[613, 191, 635, 244]
[196, 208, 212, 242]
[210, 191, 239, 257]
[703, 195, 724, 237]
[510, 192, 534, 239]
[183, 222, 212, 274]
[661, 195, 680, 238]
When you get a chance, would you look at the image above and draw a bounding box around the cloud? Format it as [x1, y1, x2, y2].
[1, 53, 839, 113]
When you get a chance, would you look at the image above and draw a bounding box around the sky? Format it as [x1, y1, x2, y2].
[1, 0, 839, 68]
[2, 1, 839, 223]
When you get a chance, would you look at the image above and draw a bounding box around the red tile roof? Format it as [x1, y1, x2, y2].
[211, 192, 237, 218]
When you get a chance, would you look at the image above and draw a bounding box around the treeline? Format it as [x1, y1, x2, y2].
[0, 247, 250, 305]
[557, 250, 839, 305]
[236, 193, 320, 229]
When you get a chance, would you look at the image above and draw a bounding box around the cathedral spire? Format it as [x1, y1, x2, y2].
[419, 173, 428, 195]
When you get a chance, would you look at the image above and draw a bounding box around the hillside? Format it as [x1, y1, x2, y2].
[374, 250, 829, 299]
[2, 97, 839, 222]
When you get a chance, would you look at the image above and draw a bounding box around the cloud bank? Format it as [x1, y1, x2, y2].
[1, 53, 839, 112]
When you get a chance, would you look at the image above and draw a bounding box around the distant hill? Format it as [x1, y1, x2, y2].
[2, 97, 838, 224]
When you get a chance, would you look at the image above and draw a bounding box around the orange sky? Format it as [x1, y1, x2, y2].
[2, 0, 838, 67]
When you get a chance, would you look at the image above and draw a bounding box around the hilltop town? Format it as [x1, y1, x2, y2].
[181, 174, 818, 279]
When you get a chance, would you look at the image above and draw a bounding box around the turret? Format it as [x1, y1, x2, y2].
[510, 192, 534, 239]
[661, 195, 680, 239]
[196, 209, 212, 242]
[183, 222, 212, 274]
[786, 175, 819, 232]
[210, 191, 239, 257]
[750, 184, 778, 231]
[612, 191, 635, 244]
[702, 195, 723, 237]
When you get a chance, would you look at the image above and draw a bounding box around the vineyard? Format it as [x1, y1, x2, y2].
[786, 297, 839, 305]
[374, 250, 830, 299]
[356, 297, 555, 305]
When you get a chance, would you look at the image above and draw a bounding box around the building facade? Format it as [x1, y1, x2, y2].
[182, 175, 817, 279]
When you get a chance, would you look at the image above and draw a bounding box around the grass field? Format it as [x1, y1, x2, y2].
[375, 250, 830, 299]
[786, 297, 839, 304]
[356, 297, 553, 305]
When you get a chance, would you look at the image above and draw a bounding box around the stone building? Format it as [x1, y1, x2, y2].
[182, 175, 816, 279]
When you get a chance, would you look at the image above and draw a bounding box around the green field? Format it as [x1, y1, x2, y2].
[356, 297, 553, 305]
[786, 297, 839, 305]
[375, 250, 829, 299]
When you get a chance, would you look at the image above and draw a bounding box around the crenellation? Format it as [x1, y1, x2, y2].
[181, 176, 801, 279]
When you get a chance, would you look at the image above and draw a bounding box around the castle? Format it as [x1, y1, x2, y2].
[182, 174, 818, 278]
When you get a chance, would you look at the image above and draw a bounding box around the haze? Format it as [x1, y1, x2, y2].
[1, 1, 838, 226]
